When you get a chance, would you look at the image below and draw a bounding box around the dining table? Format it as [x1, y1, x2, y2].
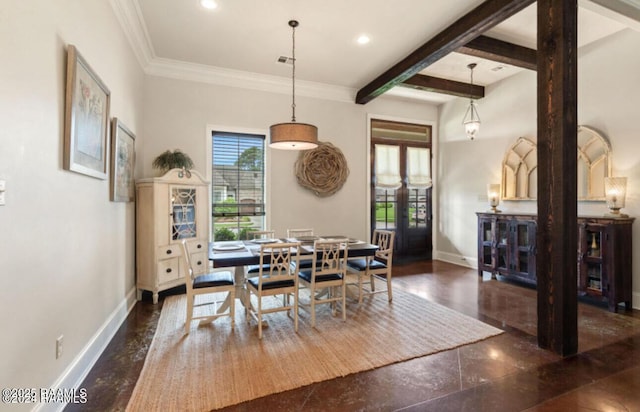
[208, 236, 379, 309]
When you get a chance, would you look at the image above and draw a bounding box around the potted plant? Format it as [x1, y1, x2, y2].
[152, 149, 194, 176]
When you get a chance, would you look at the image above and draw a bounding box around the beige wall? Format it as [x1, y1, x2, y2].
[437, 28, 640, 308]
[0, 0, 144, 408]
[142, 76, 438, 241]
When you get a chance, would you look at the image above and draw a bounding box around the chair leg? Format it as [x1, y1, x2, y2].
[293, 290, 299, 333]
[185, 295, 194, 334]
[341, 284, 347, 322]
[386, 273, 393, 302]
[310, 288, 316, 328]
[229, 291, 236, 327]
[257, 297, 263, 339]
[358, 272, 364, 304]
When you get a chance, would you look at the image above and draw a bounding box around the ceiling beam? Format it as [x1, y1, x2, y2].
[399, 74, 485, 99]
[355, 0, 535, 104]
[457, 35, 537, 70]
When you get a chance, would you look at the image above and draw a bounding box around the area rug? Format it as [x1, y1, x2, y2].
[126, 288, 503, 411]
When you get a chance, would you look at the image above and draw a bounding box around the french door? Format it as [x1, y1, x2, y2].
[371, 120, 432, 261]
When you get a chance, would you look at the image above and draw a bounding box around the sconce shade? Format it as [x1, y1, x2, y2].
[604, 177, 627, 217]
[487, 183, 501, 213]
[269, 122, 318, 150]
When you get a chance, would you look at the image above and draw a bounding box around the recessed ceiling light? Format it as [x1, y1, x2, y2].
[200, 0, 218, 10]
[357, 35, 370, 45]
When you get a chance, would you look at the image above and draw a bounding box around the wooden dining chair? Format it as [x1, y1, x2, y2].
[245, 242, 300, 339]
[287, 228, 314, 238]
[248, 230, 276, 241]
[346, 230, 395, 304]
[287, 228, 315, 270]
[180, 239, 235, 334]
[246, 230, 277, 274]
[298, 240, 349, 327]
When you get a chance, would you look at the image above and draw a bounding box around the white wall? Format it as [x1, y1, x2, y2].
[142, 76, 438, 241]
[0, 0, 144, 409]
[437, 28, 640, 308]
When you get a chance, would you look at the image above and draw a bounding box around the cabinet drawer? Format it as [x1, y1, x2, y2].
[157, 258, 181, 283]
[158, 244, 181, 258]
[190, 251, 208, 275]
[187, 240, 207, 254]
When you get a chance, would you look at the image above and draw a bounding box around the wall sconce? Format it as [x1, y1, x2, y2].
[487, 183, 501, 213]
[604, 177, 628, 217]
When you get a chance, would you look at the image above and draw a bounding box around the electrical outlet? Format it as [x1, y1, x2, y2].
[56, 335, 63, 359]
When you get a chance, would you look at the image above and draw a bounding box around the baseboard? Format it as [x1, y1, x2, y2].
[34, 287, 138, 412]
[434, 251, 477, 269]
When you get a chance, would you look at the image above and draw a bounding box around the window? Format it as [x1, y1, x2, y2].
[211, 131, 266, 241]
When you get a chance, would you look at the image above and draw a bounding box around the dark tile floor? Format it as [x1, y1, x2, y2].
[67, 261, 640, 411]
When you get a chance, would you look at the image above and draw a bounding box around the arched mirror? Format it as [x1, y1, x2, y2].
[577, 125, 611, 200]
[501, 137, 537, 200]
[501, 126, 612, 201]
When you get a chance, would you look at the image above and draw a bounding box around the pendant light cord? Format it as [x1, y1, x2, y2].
[290, 21, 297, 122]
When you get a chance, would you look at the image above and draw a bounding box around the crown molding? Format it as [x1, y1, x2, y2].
[146, 57, 356, 103]
[110, 0, 156, 69]
[581, 0, 640, 31]
[109, 0, 443, 105]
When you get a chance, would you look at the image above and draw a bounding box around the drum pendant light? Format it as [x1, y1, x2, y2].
[269, 20, 318, 150]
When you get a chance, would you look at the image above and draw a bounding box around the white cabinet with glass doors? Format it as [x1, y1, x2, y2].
[135, 169, 209, 303]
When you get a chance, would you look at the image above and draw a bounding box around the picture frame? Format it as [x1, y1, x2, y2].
[63, 44, 111, 179]
[110, 118, 136, 202]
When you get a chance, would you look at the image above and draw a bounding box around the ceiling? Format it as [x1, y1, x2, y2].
[114, 0, 637, 104]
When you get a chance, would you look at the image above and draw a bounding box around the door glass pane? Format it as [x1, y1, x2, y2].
[408, 188, 429, 228]
[375, 189, 396, 229]
[171, 187, 197, 240]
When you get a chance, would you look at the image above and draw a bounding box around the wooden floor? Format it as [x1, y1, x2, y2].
[66, 260, 640, 411]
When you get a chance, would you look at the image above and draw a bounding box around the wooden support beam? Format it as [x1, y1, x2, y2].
[399, 74, 485, 99]
[458, 35, 537, 70]
[355, 0, 535, 104]
[536, 0, 578, 356]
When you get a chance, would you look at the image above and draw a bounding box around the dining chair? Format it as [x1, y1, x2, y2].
[248, 230, 276, 241]
[287, 228, 314, 238]
[180, 239, 235, 334]
[287, 228, 315, 270]
[298, 240, 349, 327]
[346, 230, 395, 303]
[246, 230, 277, 274]
[245, 242, 301, 339]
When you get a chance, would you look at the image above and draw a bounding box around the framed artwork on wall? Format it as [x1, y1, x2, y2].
[63, 44, 111, 179]
[110, 118, 136, 202]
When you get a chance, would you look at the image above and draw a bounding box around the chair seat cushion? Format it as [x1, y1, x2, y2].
[299, 269, 342, 283]
[193, 271, 234, 288]
[291, 259, 314, 270]
[246, 263, 271, 274]
[247, 276, 295, 290]
[347, 258, 387, 272]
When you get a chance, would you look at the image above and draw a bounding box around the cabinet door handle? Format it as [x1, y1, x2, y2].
[197, 244, 202, 249]
[197, 261, 202, 265]
[166, 249, 172, 255]
[166, 268, 172, 273]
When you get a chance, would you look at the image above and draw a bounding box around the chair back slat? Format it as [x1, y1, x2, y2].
[287, 228, 314, 238]
[373, 230, 395, 263]
[313, 240, 348, 278]
[258, 242, 300, 285]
